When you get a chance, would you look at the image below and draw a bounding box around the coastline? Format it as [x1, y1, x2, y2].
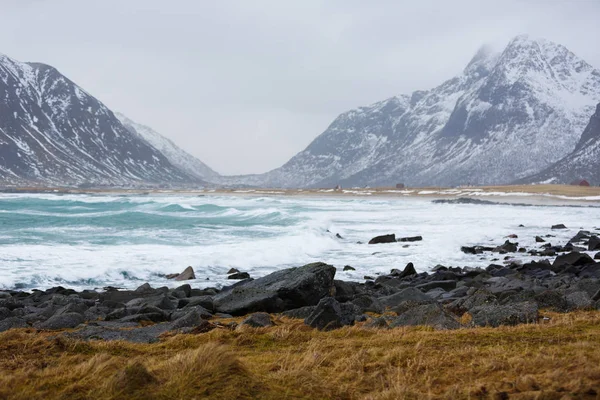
[3, 184, 600, 207]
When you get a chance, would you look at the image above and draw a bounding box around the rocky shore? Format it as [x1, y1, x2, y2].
[1, 226, 600, 343]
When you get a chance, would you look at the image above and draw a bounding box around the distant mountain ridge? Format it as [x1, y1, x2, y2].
[519, 103, 600, 185]
[116, 113, 219, 181]
[0, 53, 202, 187]
[216, 35, 600, 188]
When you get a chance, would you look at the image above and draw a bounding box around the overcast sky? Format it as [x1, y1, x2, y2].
[1, 1, 599, 174]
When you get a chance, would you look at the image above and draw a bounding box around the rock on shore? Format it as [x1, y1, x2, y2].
[0, 228, 599, 341]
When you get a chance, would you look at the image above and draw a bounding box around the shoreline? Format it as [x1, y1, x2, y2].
[2, 184, 600, 206]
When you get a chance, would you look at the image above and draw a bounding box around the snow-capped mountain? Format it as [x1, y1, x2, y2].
[221, 35, 600, 188]
[0, 53, 199, 187]
[519, 103, 600, 185]
[115, 113, 219, 181]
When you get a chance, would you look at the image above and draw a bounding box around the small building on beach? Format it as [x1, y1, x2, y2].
[570, 179, 590, 187]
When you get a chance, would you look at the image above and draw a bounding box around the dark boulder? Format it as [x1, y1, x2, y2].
[493, 240, 518, 253]
[171, 309, 207, 329]
[304, 297, 355, 331]
[171, 305, 212, 322]
[397, 262, 417, 279]
[467, 302, 538, 327]
[535, 236, 546, 243]
[213, 262, 336, 315]
[533, 290, 570, 312]
[351, 294, 384, 314]
[379, 287, 430, 308]
[0, 317, 28, 332]
[390, 303, 460, 330]
[281, 306, 316, 319]
[166, 266, 196, 281]
[34, 312, 84, 330]
[368, 234, 396, 244]
[228, 272, 251, 280]
[364, 317, 389, 329]
[342, 265, 355, 271]
[178, 296, 214, 312]
[551, 224, 567, 230]
[398, 236, 423, 242]
[553, 252, 595, 268]
[566, 291, 593, 310]
[64, 323, 174, 344]
[448, 288, 498, 315]
[569, 231, 591, 243]
[227, 268, 240, 274]
[588, 236, 600, 251]
[239, 312, 274, 328]
[415, 280, 457, 293]
[333, 280, 364, 302]
[126, 294, 176, 311]
[461, 245, 494, 254]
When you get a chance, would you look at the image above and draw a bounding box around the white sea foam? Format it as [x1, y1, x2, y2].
[0, 193, 598, 290]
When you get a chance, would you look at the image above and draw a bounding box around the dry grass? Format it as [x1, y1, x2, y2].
[1, 311, 600, 399]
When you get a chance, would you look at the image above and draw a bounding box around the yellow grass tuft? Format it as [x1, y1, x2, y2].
[0, 311, 600, 399]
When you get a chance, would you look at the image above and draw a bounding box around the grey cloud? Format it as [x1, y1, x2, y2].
[1, 0, 599, 174]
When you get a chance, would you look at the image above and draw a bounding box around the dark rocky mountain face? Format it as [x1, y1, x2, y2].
[217, 35, 600, 188]
[0, 54, 198, 187]
[519, 103, 600, 185]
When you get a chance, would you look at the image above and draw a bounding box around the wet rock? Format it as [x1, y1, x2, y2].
[239, 312, 274, 328]
[228, 272, 251, 280]
[390, 303, 460, 330]
[588, 236, 600, 251]
[368, 234, 396, 244]
[461, 245, 494, 254]
[552, 252, 595, 268]
[398, 236, 423, 242]
[595, 253, 600, 260]
[213, 262, 336, 316]
[569, 230, 591, 243]
[493, 240, 518, 253]
[343, 265, 355, 271]
[397, 262, 417, 279]
[551, 224, 567, 230]
[535, 236, 546, 243]
[34, 312, 84, 330]
[304, 297, 354, 331]
[173, 284, 192, 298]
[227, 268, 240, 275]
[467, 302, 538, 327]
[168, 266, 196, 281]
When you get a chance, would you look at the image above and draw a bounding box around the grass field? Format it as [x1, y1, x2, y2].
[1, 311, 600, 399]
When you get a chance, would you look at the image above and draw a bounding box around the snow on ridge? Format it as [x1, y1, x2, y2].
[220, 35, 600, 189]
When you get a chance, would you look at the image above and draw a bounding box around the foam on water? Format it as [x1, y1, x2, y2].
[0, 193, 598, 291]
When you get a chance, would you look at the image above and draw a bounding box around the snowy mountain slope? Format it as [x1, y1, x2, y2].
[518, 103, 600, 185]
[220, 35, 600, 188]
[115, 113, 219, 180]
[0, 53, 198, 186]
